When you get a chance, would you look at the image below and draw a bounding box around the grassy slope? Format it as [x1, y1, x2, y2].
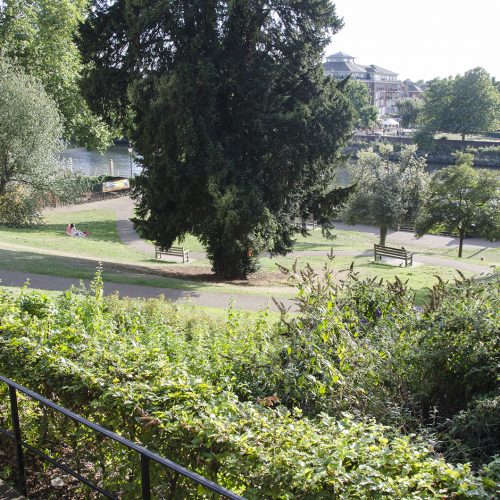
[0, 209, 150, 264]
[0, 207, 495, 304]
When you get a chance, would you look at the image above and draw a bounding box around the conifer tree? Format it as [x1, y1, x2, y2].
[81, 0, 354, 277]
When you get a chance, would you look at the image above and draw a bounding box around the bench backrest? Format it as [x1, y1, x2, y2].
[374, 244, 410, 257]
[156, 246, 186, 254]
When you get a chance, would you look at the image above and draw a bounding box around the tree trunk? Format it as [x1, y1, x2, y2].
[458, 230, 465, 258]
[207, 241, 259, 279]
[379, 225, 388, 246]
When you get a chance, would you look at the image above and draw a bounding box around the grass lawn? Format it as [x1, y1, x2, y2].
[415, 245, 500, 266]
[292, 228, 377, 251]
[0, 248, 296, 298]
[193, 253, 476, 305]
[0, 205, 493, 305]
[0, 209, 150, 264]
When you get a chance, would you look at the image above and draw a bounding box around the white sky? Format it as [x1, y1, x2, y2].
[326, 0, 500, 82]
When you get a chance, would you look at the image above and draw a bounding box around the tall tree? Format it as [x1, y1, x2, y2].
[0, 56, 82, 225]
[343, 79, 378, 128]
[343, 144, 429, 246]
[0, 0, 113, 150]
[397, 98, 422, 128]
[80, 0, 354, 278]
[421, 68, 500, 141]
[416, 153, 500, 258]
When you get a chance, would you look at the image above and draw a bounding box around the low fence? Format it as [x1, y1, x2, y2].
[0, 375, 243, 499]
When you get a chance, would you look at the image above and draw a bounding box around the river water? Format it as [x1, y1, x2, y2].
[60, 144, 142, 178]
[61, 144, 497, 182]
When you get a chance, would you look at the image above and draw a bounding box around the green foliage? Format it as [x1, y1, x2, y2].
[401, 273, 500, 469]
[342, 79, 378, 128]
[407, 274, 499, 417]
[80, 0, 354, 278]
[0, 56, 90, 225]
[270, 262, 418, 423]
[397, 98, 423, 128]
[446, 395, 500, 466]
[0, 0, 114, 150]
[416, 153, 500, 257]
[343, 144, 430, 244]
[0, 271, 492, 497]
[421, 68, 500, 140]
[413, 127, 436, 151]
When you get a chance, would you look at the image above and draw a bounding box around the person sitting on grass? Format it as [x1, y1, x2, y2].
[66, 223, 89, 238]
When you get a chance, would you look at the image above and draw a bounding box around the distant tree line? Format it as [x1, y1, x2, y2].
[419, 68, 499, 141]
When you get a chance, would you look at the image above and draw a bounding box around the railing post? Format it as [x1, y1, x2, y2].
[141, 454, 151, 500]
[9, 385, 27, 496]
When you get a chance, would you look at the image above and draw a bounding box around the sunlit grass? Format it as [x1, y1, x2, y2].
[0, 206, 494, 304]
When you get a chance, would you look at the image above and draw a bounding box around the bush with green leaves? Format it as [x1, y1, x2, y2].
[0, 56, 92, 225]
[1, 268, 498, 497]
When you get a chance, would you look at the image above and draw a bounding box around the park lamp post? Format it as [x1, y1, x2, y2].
[128, 146, 133, 178]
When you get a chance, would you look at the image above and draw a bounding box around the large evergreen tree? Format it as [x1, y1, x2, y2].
[81, 0, 354, 278]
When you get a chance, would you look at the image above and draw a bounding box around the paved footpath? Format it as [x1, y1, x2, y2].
[2, 196, 490, 311]
[47, 196, 499, 265]
[0, 269, 292, 312]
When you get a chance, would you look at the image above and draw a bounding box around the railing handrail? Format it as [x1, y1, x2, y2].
[0, 374, 244, 499]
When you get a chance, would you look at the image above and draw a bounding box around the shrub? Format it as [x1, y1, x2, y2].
[405, 274, 499, 418]
[0, 275, 491, 497]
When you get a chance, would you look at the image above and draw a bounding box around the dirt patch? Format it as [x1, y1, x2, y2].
[153, 264, 290, 287]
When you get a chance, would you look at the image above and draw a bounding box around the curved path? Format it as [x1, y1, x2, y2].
[49, 196, 497, 272]
[0, 268, 290, 312]
[84, 196, 495, 274]
[1, 196, 492, 311]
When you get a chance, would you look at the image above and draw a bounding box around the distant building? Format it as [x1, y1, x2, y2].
[403, 80, 424, 99]
[323, 52, 418, 116]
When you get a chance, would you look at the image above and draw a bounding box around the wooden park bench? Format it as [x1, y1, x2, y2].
[155, 246, 190, 263]
[374, 244, 413, 267]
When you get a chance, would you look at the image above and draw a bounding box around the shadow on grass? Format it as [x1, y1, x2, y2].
[0, 248, 212, 292]
[293, 241, 341, 251]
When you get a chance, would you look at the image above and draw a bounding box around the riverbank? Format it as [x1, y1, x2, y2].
[349, 134, 500, 168]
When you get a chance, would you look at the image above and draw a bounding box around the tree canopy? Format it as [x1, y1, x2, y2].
[0, 56, 82, 224]
[81, 0, 354, 278]
[0, 0, 114, 150]
[397, 98, 422, 128]
[421, 68, 500, 140]
[416, 152, 500, 257]
[343, 79, 378, 128]
[343, 144, 429, 246]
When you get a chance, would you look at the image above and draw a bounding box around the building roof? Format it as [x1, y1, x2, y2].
[324, 53, 399, 78]
[363, 64, 398, 76]
[406, 83, 423, 92]
[328, 51, 354, 60]
[324, 61, 367, 74]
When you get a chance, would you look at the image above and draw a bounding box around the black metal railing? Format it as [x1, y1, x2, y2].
[0, 375, 244, 499]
